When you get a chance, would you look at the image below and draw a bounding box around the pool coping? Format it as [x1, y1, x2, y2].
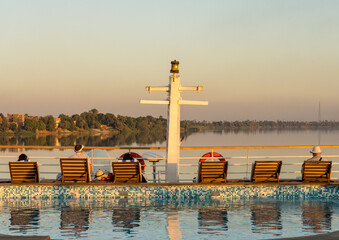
[270, 230, 339, 240]
[1, 182, 339, 186]
[0, 182, 339, 200]
[0, 234, 50, 240]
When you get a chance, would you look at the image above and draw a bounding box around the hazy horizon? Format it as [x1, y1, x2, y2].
[1, 1, 339, 121]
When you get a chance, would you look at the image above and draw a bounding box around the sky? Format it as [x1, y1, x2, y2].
[1, 0, 339, 121]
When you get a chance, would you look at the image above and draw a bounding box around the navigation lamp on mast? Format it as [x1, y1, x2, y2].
[170, 60, 179, 73]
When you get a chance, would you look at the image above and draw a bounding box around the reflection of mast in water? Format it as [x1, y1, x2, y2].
[166, 211, 182, 240]
[55, 137, 61, 147]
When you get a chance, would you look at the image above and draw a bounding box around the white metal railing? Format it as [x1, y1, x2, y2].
[0, 145, 338, 183]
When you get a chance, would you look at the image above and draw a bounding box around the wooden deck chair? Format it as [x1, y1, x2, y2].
[251, 161, 282, 183]
[60, 158, 90, 183]
[302, 161, 332, 183]
[198, 161, 228, 183]
[112, 162, 142, 183]
[9, 162, 40, 183]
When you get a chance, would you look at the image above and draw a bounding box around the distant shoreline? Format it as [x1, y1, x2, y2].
[2, 110, 339, 135]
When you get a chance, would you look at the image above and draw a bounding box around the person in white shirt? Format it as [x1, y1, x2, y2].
[69, 145, 90, 160]
[70, 144, 91, 173]
[56, 145, 92, 181]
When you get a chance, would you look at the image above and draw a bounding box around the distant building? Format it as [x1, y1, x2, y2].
[55, 118, 61, 128]
[7, 114, 24, 128]
[25, 115, 40, 121]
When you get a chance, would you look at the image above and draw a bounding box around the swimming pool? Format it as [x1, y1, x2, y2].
[0, 197, 338, 239]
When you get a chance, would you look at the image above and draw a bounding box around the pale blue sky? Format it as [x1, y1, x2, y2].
[1, 0, 339, 121]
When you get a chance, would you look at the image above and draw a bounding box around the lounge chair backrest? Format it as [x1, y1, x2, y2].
[60, 158, 90, 183]
[112, 162, 142, 183]
[251, 161, 282, 182]
[9, 162, 40, 183]
[302, 161, 332, 183]
[198, 161, 228, 183]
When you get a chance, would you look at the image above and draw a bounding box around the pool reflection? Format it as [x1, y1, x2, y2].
[1, 198, 337, 239]
[197, 199, 228, 236]
[59, 201, 92, 238]
[301, 201, 333, 233]
[166, 211, 182, 240]
[250, 201, 282, 236]
[111, 199, 141, 235]
[10, 208, 40, 233]
[198, 208, 228, 234]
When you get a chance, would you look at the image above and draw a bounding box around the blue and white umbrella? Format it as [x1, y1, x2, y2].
[87, 149, 111, 174]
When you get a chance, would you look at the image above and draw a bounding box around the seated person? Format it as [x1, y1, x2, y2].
[57, 144, 92, 181]
[118, 153, 136, 163]
[118, 153, 147, 183]
[69, 144, 91, 173]
[17, 154, 30, 162]
[299, 146, 329, 178]
[307, 146, 327, 161]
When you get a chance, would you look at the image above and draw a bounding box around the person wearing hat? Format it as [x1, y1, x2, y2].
[307, 146, 327, 161]
[17, 154, 30, 162]
[69, 144, 92, 178]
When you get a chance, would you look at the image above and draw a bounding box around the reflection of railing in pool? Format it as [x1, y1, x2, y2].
[0, 145, 338, 183]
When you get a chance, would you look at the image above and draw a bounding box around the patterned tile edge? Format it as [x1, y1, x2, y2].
[0, 185, 338, 200]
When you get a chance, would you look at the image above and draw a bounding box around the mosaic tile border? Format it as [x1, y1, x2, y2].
[0, 184, 338, 200]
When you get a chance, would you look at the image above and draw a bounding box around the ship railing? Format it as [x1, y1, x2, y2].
[0, 145, 338, 183]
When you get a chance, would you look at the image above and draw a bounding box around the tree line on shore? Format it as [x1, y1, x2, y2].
[0, 109, 168, 136]
[183, 119, 339, 131]
[1, 109, 339, 135]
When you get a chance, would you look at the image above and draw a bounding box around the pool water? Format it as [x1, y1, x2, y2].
[0, 198, 338, 239]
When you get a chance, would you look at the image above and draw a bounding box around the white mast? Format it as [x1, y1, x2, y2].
[140, 60, 208, 183]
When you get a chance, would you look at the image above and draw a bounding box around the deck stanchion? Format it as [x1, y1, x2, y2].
[246, 149, 250, 177]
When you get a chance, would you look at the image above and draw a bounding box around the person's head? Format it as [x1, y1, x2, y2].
[123, 153, 134, 161]
[310, 146, 322, 156]
[74, 145, 84, 153]
[18, 154, 28, 161]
